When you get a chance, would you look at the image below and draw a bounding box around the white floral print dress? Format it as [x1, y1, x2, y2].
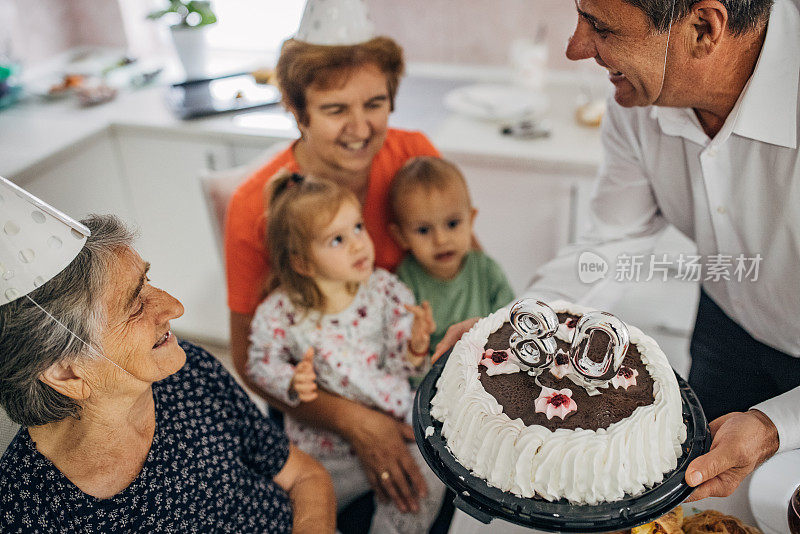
[247, 268, 416, 458]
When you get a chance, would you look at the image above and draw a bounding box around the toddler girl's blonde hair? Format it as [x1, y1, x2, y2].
[266, 172, 360, 311]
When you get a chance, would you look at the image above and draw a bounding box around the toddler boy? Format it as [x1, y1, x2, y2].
[389, 156, 515, 364]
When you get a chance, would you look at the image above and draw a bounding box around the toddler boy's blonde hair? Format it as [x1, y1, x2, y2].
[389, 156, 472, 224]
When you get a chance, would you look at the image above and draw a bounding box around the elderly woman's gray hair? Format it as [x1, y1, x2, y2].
[0, 214, 135, 427]
[627, 0, 773, 34]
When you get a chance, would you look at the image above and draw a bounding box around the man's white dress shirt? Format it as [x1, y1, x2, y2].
[525, 0, 800, 452]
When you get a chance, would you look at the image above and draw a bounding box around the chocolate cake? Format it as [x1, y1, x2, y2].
[429, 300, 687, 505]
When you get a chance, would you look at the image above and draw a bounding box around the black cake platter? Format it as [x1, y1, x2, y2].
[413, 350, 712, 532]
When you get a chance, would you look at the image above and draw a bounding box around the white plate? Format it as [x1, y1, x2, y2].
[749, 449, 800, 534]
[443, 83, 548, 121]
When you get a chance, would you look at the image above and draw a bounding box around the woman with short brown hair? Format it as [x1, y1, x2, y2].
[224, 10, 442, 528]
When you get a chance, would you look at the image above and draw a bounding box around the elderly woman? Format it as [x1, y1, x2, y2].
[224, 35, 441, 520]
[0, 215, 335, 533]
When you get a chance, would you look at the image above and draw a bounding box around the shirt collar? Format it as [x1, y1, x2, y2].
[733, 0, 799, 148]
[652, 0, 799, 149]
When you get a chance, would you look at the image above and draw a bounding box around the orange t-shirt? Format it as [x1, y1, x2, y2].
[224, 129, 440, 315]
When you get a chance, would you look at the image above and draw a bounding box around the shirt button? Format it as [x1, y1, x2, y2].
[707, 147, 718, 157]
[717, 206, 726, 214]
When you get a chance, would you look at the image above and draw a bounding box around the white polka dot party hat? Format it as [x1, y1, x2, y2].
[0, 176, 90, 305]
[295, 0, 375, 45]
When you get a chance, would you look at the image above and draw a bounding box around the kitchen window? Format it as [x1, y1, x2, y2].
[204, 0, 305, 55]
[129, 0, 306, 65]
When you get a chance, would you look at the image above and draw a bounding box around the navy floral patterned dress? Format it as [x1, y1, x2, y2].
[0, 342, 293, 533]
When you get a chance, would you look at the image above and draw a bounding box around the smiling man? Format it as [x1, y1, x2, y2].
[435, 0, 800, 503]
[550, 0, 800, 501]
[567, 0, 771, 133]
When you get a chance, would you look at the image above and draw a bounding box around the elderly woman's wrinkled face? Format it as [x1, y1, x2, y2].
[297, 62, 391, 176]
[101, 248, 186, 383]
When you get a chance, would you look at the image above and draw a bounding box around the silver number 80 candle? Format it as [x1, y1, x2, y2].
[569, 311, 630, 384]
[509, 299, 559, 370]
[508, 299, 630, 386]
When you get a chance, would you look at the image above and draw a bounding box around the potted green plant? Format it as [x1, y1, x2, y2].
[147, 1, 217, 80]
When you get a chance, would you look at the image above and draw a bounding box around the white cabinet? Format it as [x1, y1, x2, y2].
[14, 132, 135, 227]
[230, 142, 279, 167]
[115, 129, 234, 344]
[448, 153, 592, 295]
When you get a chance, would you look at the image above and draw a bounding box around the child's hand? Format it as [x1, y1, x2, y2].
[290, 348, 318, 402]
[405, 301, 436, 365]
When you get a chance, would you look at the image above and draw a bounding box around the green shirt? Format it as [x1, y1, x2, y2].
[396, 250, 515, 354]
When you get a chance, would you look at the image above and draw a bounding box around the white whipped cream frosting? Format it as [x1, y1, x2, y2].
[429, 300, 687, 505]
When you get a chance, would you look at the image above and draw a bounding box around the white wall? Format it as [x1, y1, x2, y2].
[1, 0, 582, 71]
[1, 0, 127, 64]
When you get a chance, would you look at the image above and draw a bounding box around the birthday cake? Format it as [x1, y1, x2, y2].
[429, 300, 687, 505]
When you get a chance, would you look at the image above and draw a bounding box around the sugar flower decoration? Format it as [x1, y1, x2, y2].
[479, 348, 521, 375]
[481, 348, 509, 365]
[549, 350, 572, 379]
[611, 365, 638, 390]
[534, 386, 577, 420]
[556, 317, 579, 341]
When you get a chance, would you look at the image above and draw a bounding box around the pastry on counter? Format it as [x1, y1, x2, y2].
[682, 509, 763, 534]
[251, 67, 276, 85]
[575, 98, 606, 127]
[610, 506, 762, 534]
[631, 506, 683, 534]
[48, 74, 85, 96]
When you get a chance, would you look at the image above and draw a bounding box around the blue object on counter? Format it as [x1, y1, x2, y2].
[0, 83, 22, 109]
[0, 63, 22, 110]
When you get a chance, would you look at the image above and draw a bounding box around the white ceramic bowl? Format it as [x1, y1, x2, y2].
[749, 449, 800, 534]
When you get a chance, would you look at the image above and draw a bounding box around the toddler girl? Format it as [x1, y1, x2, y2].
[247, 172, 442, 534]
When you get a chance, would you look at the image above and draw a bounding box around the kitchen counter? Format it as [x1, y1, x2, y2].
[1, 66, 604, 181]
[1, 82, 295, 181]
